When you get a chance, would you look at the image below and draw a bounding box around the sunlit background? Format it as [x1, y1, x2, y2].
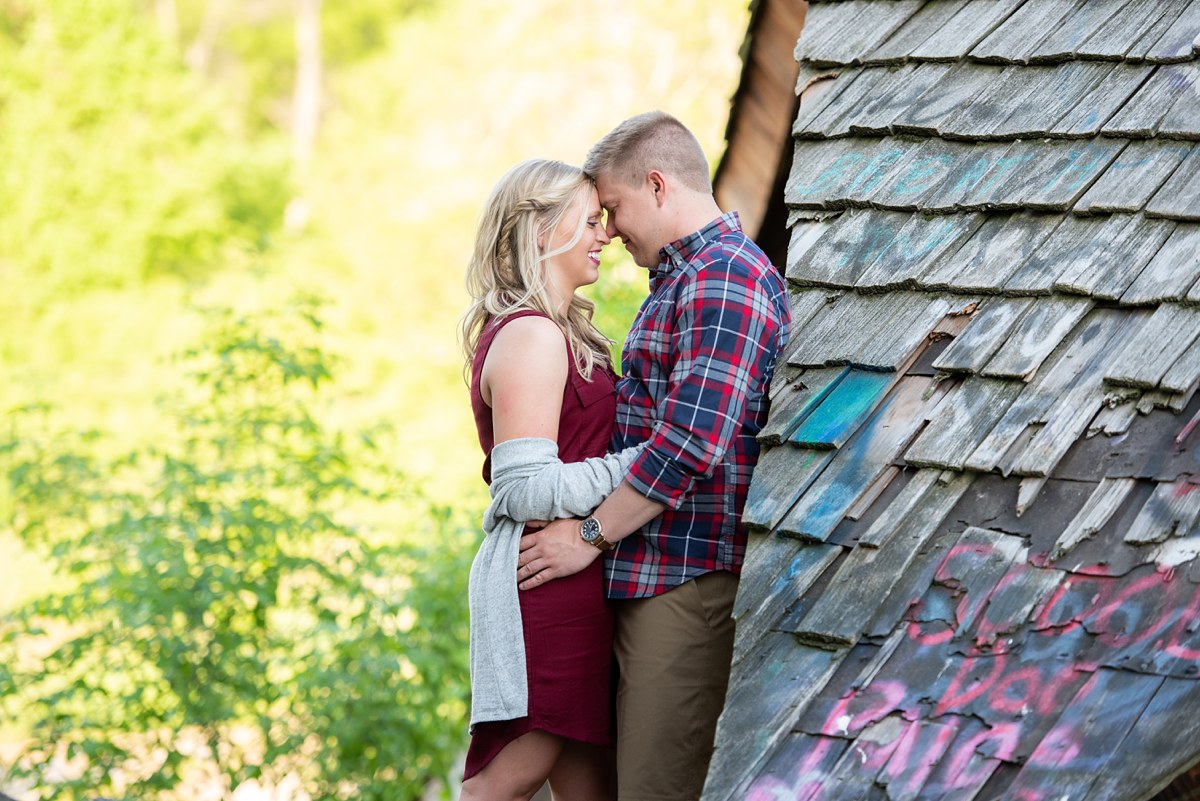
[0, 0, 749, 797]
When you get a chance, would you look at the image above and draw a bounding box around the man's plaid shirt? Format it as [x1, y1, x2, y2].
[604, 212, 791, 600]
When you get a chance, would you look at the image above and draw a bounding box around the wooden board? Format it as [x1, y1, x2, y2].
[842, 64, 926, 135]
[932, 298, 1031, 373]
[743, 445, 837, 533]
[1080, 0, 1180, 56]
[1121, 224, 1200, 304]
[1074, 140, 1194, 214]
[1014, 138, 1130, 211]
[1057, 64, 1155, 138]
[982, 296, 1094, 381]
[918, 213, 1061, 292]
[1055, 215, 1175, 300]
[983, 61, 1116, 139]
[1051, 477, 1138, 559]
[856, 214, 986, 290]
[792, 139, 921, 211]
[794, 0, 873, 66]
[1004, 669, 1166, 801]
[785, 138, 875, 208]
[1124, 479, 1200, 544]
[941, 63, 1041, 139]
[1158, 68, 1200, 139]
[786, 291, 884, 366]
[1106, 303, 1200, 388]
[761, 366, 848, 444]
[792, 71, 869, 138]
[1161, 333, 1200, 394]
[1085, 677, 1200, 801]
[791, 473, 972, 645]
[867, 0, 973, 62]
[857, 295, 958, 370]
[857, 469, 944, 548]
[918, 141, 1020, 211]
[728, 732, 850, 801]
[1034, 0, 1141, 60]
[1003, 215, 1119, 295]
[788, 208, 906, 287]
[1104, 64, 1200, 137]
[1118, 0, 1195, 60]
[1088, 399, 1140, 436]
[804, 67, 895, 138]
[1009, 381, 1110, 477]
[906, 378, 1025, 470]
[777, 376, 939, 542]
[890, 62, 1008, 137]
[908, 0, 1026, 60]
[941, 526, 1026, 637]
[1142, 0, 1200, 60]
[707, 633, 844, 801]
[772, 288, 843, 389]
[784, 222, 839, 291]
[1145, 145, 1200, 221]
[800, 0, 924, 67]
[791, 369, 897, 449]
[968, 0, 1081, 63]
[966, 309, 1129, 472]
[733, 537, 841, 666]
[869, 139, 991, 210]
[961, 559, 1067, 647]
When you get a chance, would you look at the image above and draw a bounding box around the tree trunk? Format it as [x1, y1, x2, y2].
[185, 0, 226, 74]
[155, 0, 179, 44]
[292, 0, 322, 172]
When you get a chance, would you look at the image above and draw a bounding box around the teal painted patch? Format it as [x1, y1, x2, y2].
[789, 369, 895, 449]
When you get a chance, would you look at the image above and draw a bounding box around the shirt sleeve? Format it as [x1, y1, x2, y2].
[625, 252, 784, 508]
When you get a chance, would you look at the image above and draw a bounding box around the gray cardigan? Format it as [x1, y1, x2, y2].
[468, 436, 639, 727]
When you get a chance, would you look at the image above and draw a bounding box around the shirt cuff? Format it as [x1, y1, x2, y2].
[626, 446, 697, 509]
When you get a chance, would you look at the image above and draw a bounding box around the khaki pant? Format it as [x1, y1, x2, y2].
[611, 570, 738, 801]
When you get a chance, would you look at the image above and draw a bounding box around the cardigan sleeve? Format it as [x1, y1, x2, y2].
[483, 437, 641, 529]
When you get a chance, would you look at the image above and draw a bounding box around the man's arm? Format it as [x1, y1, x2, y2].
[517, 247, 786, 590]
[516, 481, 665, 590]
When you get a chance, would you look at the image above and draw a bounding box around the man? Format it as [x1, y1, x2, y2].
[516, 111, 791, 801]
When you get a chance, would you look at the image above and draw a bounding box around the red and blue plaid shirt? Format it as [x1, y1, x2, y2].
[604, 212, 791, 600]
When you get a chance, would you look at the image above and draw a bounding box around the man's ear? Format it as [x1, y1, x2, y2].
[647, 170, 668, 207]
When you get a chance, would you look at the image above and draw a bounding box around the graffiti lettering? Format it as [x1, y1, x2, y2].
[745, 539, 1200, 801]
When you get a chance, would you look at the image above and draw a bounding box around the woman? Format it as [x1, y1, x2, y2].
[459, 159, 635, 801]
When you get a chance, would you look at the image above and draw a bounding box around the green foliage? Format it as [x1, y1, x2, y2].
[0, 0, 290, 300]
[0, 300, 476, 801]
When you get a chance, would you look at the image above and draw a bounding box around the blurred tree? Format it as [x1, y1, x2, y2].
[0, 0, 290, 298]
[0, 298, 475, 801]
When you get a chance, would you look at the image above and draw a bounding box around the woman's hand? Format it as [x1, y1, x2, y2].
[516, 518, 599, 590]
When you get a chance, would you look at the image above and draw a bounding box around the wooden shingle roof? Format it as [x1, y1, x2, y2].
[707, 2, 1200, 800]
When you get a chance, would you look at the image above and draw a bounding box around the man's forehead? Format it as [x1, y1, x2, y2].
[594, 173, 631, 206]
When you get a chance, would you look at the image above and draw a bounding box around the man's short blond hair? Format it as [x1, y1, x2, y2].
[584, 111, 712, 193]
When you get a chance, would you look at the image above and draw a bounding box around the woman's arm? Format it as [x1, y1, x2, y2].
[486, 439, 643, 526]
[480, 314, 641, 525]
[482, 315, 568, 445]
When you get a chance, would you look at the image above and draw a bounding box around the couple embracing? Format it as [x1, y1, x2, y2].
[458, 111, 792, 801]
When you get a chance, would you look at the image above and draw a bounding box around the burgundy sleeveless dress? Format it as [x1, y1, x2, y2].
[463, 310, 618, 780]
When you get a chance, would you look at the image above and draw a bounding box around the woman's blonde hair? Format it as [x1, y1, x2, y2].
[460, 159, 612, 381]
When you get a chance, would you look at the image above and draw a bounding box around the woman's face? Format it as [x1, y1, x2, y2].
[543, 186, 610, 308]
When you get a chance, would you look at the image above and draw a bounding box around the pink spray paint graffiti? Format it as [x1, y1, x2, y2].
[745, 536, 1200, 801]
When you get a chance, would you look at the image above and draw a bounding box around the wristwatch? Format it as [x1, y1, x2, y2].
[579, 515, 615, 551]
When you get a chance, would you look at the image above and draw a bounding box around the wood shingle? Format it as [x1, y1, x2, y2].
[707, 1, 1200, 799]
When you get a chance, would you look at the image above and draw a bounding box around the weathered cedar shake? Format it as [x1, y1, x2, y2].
[708, 1, 1200, 800]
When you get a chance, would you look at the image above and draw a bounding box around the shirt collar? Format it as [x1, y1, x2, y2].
[649, 211, 743, 286]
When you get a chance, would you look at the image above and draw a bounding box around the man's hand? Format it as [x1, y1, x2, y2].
[517, 518, 600, 590]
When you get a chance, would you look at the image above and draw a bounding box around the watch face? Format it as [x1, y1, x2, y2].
[581, 517, 601, 542]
